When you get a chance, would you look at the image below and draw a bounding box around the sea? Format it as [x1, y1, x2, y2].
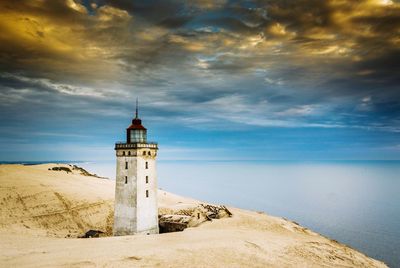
[7, 160, 400, 267]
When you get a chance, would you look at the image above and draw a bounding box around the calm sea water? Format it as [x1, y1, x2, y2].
[18, 160, 400, 267]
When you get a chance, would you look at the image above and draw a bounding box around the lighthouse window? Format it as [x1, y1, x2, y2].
[125, 176, 128, 184]
[125, 162, 128, 169]
[122, 151, 125, 156]
[148, 151, 151, 156]
[146, 190, 149, 198]
[146, 176, 148, 183]
[128, 151, 131, 156]
[130, 129, 146, 143]
[145, 162, 148, 169]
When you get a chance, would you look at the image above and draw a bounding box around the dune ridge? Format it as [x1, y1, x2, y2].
[0, 164, 387, 267]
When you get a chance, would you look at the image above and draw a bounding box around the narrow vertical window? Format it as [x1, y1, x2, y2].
[125, 161, 128, 169]
[145, 162, 148, 169]
[143, 151, 146, 156]
[125, 176, 128, 184]
[146, 176, 148, 184]
[128, 151, 131, 156]
[148, 151, 151, 156]
[122, 151, 125, 156]
[146, 190, 149, 198]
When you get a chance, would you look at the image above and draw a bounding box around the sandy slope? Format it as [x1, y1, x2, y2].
[0, 164, 387, 267]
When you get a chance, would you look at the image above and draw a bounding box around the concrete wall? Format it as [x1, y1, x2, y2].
[113, 147, 158, 236]
[136, 153, 158, 234]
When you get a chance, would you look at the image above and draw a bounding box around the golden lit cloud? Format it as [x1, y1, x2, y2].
[0, 1, 135, 82]
[0, 0, 398, 114]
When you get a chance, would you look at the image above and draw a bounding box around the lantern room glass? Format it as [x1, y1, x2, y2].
[129, 129, 147, 143]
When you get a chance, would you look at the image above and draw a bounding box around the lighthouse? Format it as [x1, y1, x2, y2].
[113, 100, 159, 236]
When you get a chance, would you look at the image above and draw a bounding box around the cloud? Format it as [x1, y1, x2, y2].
[0, 73, 105, 98]
[0, 0, 399, 134]
[0, 1, 132, 83]
[276, 105, 318, 117]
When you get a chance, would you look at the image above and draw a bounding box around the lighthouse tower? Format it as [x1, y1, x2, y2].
[113, 101, 159, 236]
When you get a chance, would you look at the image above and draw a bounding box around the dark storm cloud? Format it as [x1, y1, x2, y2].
[1, 0, 400, 161]
[0, 0, 399, 133]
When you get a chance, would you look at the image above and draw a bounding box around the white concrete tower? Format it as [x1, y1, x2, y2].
[113, 100, 159, 236]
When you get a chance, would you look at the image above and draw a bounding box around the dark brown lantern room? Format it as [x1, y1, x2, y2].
[126, 99, 147, 143]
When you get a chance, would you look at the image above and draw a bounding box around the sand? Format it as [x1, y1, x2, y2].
[0, 164, 387, 267]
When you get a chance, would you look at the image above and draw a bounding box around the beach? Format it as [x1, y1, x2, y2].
[0, 164, 387, 267]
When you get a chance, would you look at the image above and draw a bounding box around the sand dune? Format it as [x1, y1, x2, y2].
[0, 164, 387, 267]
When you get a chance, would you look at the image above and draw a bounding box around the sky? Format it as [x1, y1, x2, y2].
[0, 0, 399, 161]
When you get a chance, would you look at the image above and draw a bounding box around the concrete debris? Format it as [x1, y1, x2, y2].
[159, 204, 232, 233]
[79, 230, 105, 238]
